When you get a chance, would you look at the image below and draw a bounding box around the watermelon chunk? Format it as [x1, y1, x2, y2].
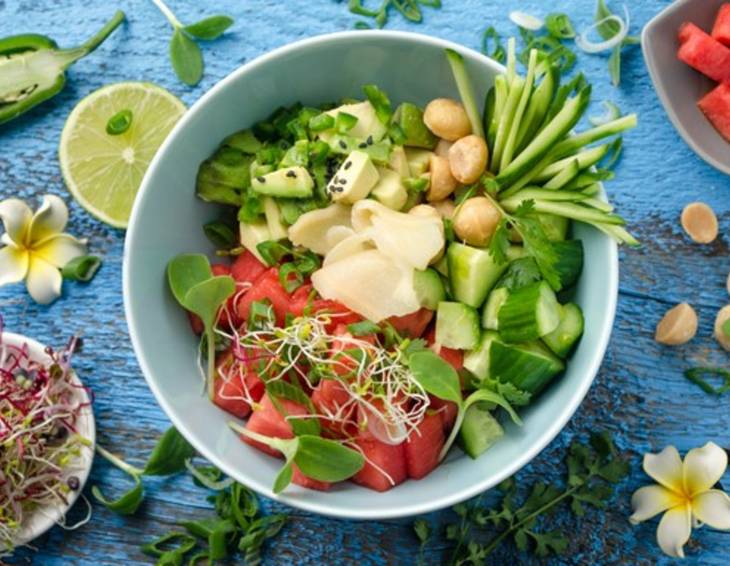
[231, 250, 267, 285]
[429, 395, 459, 432]
[678, 22, 730, 83]
[292, 464, 332, 491]
[405, 412, 445, 480]
[213, 371, 264, 419]
[387, 308, 434, 338]
[699, 82, 730, 141]
[236, 268, 290, 326]
[712, 4, 730, 46]
[242, 393, 307, 457]
[351, 435, 407, 492]
[424, 328, 464, 371]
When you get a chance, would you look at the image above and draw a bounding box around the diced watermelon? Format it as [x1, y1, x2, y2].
[424, 328, 464, 371]
[231, 250, 267, 285]
[292, 464, 332, 491]
[699, 82, 730, 141]
[405, 412, 445, 480]
[211, 263, 242, 329]
[213, 351, 265, 418]
[187, 311, 204, 335]
[313, 300, 362, 332]
[712, 4, 730, 46]
[289, 283, 315, 317]
[387, 308, 434, 338]
[429, 395, 459, 432]
[242, 393, 307, 457]
[678, 22, 730, 83]
[351, 435, 407, 492]
[236, 268, 290, 326]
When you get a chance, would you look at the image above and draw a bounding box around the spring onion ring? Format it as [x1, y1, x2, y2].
[575, 7, 629, 54]
[509, 11, 544, 31]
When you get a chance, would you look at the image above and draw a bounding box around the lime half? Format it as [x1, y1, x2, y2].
[59, 82, 186, 228]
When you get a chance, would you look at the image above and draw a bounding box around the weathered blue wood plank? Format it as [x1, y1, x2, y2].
[1, 0, 729, 564]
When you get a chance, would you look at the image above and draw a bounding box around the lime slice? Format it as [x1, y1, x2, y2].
[59, 82, 186, 228]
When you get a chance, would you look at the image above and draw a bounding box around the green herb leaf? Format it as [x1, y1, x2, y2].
[167, 254, 213, 305]
[293, 436, 365, 482]
[183, 15, 234, 40]
[266, 380, 321, 437]
[408, 350, 462, 405]
[183, 276, 235, 330]
[203, 221, 236, 248]
[684, 367, 730, 396]
[488, 219, 511, 265]
[273, 461, 294, 494]
[464, 389, 522, 426]
[186, 459, 235, 490]
[414, 518, 431, 543]
[170, 28, 204, 86]
[143, 427, 196, 476]
[61, 255, 102, 282]
[91, 475, 144, 515]
[256, 240, 292, 266]
[347, 320, 381, 336]
[545, 13, 576, 39]
[363, 84, 393, 125]
[106, 109, 133, 135]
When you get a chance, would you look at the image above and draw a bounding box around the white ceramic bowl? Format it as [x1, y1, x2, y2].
[124, 31, 618, 519]
[1, 332, 95, 546]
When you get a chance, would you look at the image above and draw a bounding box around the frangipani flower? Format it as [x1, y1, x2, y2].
[0, 195, 86, 304]
[630, 442, 730, 558]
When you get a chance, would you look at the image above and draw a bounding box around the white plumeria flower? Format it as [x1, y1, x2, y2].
[0, 194, 87, 305]
[630, 441, 730, 558]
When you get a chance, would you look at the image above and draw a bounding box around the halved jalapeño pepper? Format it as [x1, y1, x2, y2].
[0, 10, 125, 125]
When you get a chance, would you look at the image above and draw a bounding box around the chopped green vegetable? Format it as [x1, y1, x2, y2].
[105, 109, 133, 135]
[61, 255, 102, 282]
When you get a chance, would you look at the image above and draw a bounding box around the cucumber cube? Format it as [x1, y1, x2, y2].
[447, 243, 510, 309]
[436, 302, 480, 350]
[543, 303, 584, 358]
[482, 287, 510, 330]
[459, 403, 504, 459]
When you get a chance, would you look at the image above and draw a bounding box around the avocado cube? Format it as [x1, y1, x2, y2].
[327, 150, 380, 204]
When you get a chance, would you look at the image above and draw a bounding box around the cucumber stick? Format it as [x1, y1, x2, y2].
[490, 76, 524, 173]
[447, 243, 510, 308]
[543, 303, 584, 357]
[496, 86, 591, 189]
[459, 403, 504, 459]
[489, 340, 565, 395]
[543, 159, 581, 190]
[446, 48, 485, 138]
[463, 330, 500, 380]
[482, 287, 509, 330]
[436, 302, 480, 350]
[498, 281, 560, 343]
[553, 114, 637, 159]
[500, 49, 538, 172]
[515, 64, 559, 155]
[533, 144, 610, 183]
[488, 76, 509, 151]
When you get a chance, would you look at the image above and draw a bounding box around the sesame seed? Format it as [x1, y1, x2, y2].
[339, 140, 347, 150]
[286, 170, 297, 178]
[344, 161, 352, 170]
[358, 142, 367, 149]
[256, 177, 266, 183]
[366, 135, 373, 145]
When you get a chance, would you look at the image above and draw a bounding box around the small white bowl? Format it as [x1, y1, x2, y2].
[1, 332, 95, 548]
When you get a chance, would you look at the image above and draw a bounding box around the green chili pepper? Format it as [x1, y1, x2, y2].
[0, 10, 126, 126]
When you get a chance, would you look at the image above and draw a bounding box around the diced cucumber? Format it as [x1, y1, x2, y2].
[463, 330, 500, 380]
[489, 340, 565, 395]
[447, 243, 509, 308]
[553, 240, 584, 288]
[459, 402, 504, 459]
[538, 213, 569, 242]
[413, 268, 446, 310]
[433, 254, 449, 277]
[436, 302, 480, 350]
[497, 281, 560, 343]
[482, 287, 509, 330]
[395, 103, 437, 149]
[543, 303, 584, 357]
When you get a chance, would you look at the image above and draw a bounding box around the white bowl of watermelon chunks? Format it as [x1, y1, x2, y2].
[644, 0, 730, 175]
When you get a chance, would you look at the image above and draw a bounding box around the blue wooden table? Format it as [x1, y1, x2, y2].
[2, 0, 729, 564]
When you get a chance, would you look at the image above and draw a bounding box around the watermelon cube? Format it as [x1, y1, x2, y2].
[712, 4, 730, 46]
[678, 22, 730, 83]
[351, 435, 407, 492]
[292, 464, 332, 491]
[231, 250, 267, 285]
[213, 371, 264, 419]
[241, 393, 308, 457]
[428, 396, 459, 432]
[387, 308, 434, 338]
[699, 82, 730, 141]
[405, 412, 445, 480]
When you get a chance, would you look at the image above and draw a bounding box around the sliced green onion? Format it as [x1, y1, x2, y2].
[509, 11, 544, 31]
[589, 101, 622, 126]
[481, 26, 506, 63]
[106, 109, 132, 135]
[61, 255, 102, 282]
[545, 13, 576, 39]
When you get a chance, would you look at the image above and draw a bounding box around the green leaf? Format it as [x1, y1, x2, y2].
[91, 475, 144, 515]
[183, 275, 236, 329]
[167, 254, 213, 306]
[273, 461, 294, 494]
[347, 320, 381, 336]
[408, 350, 463, 405]
[488, 219, 511, 265]
[106, 109, 133, 135]
[513, 528, 529, 551]
[183, 15, 234, 40]
[293, 436, 365, 482]
[170, 28, 204, 86]
[363, 84, 393, 125]
[511, 215, 561, 291]
[203, 221, 236, 248]
[143, 427, 196, 476]
[61, 255, 102, 282]
[413, 519, 431, 543]
[464, 389, 522, 426]
[266, 380, 321, 437]
[256, 239, 292, 266]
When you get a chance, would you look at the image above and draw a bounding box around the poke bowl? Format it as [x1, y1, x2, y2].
[124, 31, 624, 519]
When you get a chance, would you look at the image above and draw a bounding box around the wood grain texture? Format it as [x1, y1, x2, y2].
[1, 0, 729, 564]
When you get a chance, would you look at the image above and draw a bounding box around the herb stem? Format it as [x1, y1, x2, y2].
[96, 444, 144, 477]
[81, 10, 127, 52]
[151, 0, 182, 29]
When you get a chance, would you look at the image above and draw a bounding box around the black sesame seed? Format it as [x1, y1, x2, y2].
[256, 176, 266, 183]
[344, 161, 352, 170]
[338, 177, 347, 184]
[286, 170, 297, 178]
[366, 135, 373, 145]
[358, 142, 367, 149]
[339, 141, 347, 150]
[67, 476, 80, 490]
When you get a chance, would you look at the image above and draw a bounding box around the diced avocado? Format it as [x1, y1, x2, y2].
[542, 303, 584, 358]
[447, 243, 509, 309]
[327, 150, 380, 204]
[413, 268, 446, 310]
[489, 340, 565, 396]
[251, 166, 314, 198]
[328, 134, 392, 164]
[482, 287, 510, 330]
[498, 281, 561, 343]
[372, 167, 407, 210]
[436, 302, 480, 350]
[196, 147, 253, 206]
[279, 140, 310, 168]
[262, 197, 288, 240]
[395, 103, 437, 149]
[249, 160, 274, 180]
[239, 219, 272, 263]
[388, 145, 411, 177]
[463, 330, 500, 380]
[459, 402, 504, 459]
[322, 101, 387, 142]
[404, 148, 434, 176]
[223, 129, 262, 154]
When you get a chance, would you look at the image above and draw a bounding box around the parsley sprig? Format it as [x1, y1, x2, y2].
[418, 432, 629, 563]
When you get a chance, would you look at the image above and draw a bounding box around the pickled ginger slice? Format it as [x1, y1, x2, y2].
[288, 203, 352, 255]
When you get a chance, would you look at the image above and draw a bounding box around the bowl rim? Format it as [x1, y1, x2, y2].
[124, 29, 619, 520]
[641, 0, 730, 175]
[0, 332, 96, 546]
